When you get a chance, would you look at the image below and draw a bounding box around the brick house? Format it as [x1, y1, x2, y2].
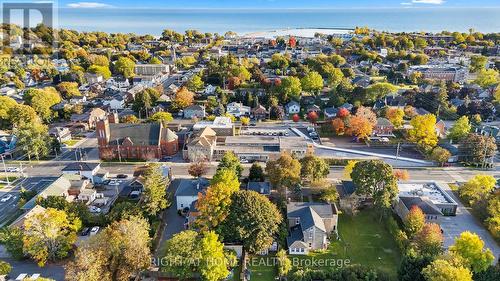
[96, 119, 178, 160]
[373, 117, 395, 136]
[252, 104, 269, 120]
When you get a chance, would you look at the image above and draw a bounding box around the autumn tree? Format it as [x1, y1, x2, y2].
[0, 96, 18, 129]
[14, 121, 50, 161]
[408, 114, 438, 150]
[66, 216, 151, 281]
[405, 206, 425, 237]
[414, 223, 444, 257]
[351, 160, 398, 217]
[459, 134, 497, 166]
[448, 116, 471, 143]
[188, 160, 209, 178]
[219, 190, 282, 253]
[422, 259, 473, 281]
[57, 82, 81, 99]
[459, 175, 496, 205]
[430, 147, 451, 166]
[343, 160, 357, 180]
[449, 231, 495, 273]
[265, 153, 301, 196]
[386, 107, 405, 128]
[299, 155, 329, 183]
[355, 106, 377, 126]
[172, 87, 194, 110]
[394, 169, 410, 181]
[276, 249, 292, 278]
[23, 208, 80, 266]
[278, 76, 302, 102]
[474, 69, 498, 88]
[346, 116, 373, 140]
[120, 114, 139, 123]
[141, 164, 168, 216]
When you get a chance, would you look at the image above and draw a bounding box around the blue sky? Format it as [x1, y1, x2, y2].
[60, 0, 500, 9]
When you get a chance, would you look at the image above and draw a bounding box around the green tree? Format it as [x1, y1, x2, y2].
[27, 87, 61, 122]
[300, 71, 324, 94]
[320, 188, 339, 204]
[88, 65, 111, 79]
[248, 163, 265, 182]
[187, 74, 204, 92]
[14, 121, 50, 161]
[448, 116, 471, 142]
[299, 155, 329, 182]
[474, 69, 499, 88]
[422, 259, 473, 281]
[0, 260, 11, 276]
[470, 55, 488, 73]
[351, 160, 398, 217]
[219, 190, 282, 253]
[23, 208, 80, 266]
[141, 164, 168, 216]
[276, 249, 292, 278]
[0, 227, 24, 259]
[278, 76, 302, 102]
[366, 82, 398, 103]
[114, 57, 136, 78]
[265, 153, 301, 196]
[217, 151, 243, 178]
[162, 230, 200, 279]
[398, 251, 433, 281]
[66, 216, 151, 281]
[148, 112, 173, 124]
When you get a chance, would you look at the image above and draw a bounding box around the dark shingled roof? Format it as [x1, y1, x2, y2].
[400, 196, 443, 216]
[174, 178, 210, 197]
[62, 162, 100, 172]
[287, 202, 336, 233]
[108, 123, 161, 145]
[247, 182, 271, 195]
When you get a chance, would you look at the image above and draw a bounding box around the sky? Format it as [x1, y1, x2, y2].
[60, 0, 500, 9]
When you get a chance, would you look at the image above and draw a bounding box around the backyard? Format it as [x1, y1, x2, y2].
[292, 211, 402, 279]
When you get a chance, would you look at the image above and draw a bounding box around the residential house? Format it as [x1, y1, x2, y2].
[435, 119, 447, 138]
[62, 162, 101, 183]
[324, 107, 338, 119]
[252, 105, 269, 120]
[285, 101, 300, 115]
[106, 77, 130, 89]
[286, 202, 339, 255]
[227, 102, 251, 118]
[70, 108, 107, 130]
[307, 105, 321, 114]
[174, 178, 210, 210]
[185, 127, 217, 161]
[103, 94, 125, 110]
[247, 182, 271, 196]
[84, 73, 103, 84]
[49, 127, 72, 143]
[373, 118, 395, 137]
[183, 105, 206, 119]
[96, 119, 179, 160]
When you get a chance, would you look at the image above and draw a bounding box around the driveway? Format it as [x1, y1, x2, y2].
[440, 183, 500, 260]
[155, 179, 187, 258]
[3, 258, 65, 281]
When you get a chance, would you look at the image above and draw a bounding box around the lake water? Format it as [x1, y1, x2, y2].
[57, 8, 500, 35]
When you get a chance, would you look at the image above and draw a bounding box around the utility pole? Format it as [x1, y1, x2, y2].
[396, 142, 401, 159]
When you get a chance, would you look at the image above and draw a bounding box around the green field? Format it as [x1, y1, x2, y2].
[247, 256, 277, 281]
[292, 211, 401, 279]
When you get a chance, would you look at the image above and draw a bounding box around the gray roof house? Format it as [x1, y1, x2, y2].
[173, 178, 210, 210]
[247, 182, 271, 195]
[183, 105, 206, 119]
[286, 202, 338, 255]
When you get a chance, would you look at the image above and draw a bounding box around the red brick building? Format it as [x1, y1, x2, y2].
[96, 119, 178, 160]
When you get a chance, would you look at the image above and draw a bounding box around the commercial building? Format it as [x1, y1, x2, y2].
[408, 64, 467, 83]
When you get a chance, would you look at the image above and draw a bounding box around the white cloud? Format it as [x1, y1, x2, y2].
[67, 2, 113, 8]
[400, 2, 413, 5]
[411, 0, 445, 4]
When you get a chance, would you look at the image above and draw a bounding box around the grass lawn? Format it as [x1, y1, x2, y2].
[0, 176, 18, 188]
[63, 139, 80, 147]
[292, 211, 401, 279]
[248, 255, 277, 281]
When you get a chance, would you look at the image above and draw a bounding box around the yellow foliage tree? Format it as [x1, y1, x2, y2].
[408, 114, 438, 150]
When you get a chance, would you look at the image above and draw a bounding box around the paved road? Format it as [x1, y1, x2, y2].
[3, 258, 65, 281]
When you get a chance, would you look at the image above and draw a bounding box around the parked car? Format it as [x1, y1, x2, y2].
[108, 180, 120, 186]
[80, 227, 90, 236]
[90, 226, 100, 236]
[5, 167, 20, 172]
[89, 206, 101, 213]
[0, 194, 13, 202]
[116, 174, 128, 179]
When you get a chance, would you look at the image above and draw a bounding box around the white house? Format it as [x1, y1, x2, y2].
[104, 94, 125, 110]
[174, 178, 209, 210]
[226, 102, 251, 117]
[203, 84, 216, 95]
[285, 101, 300, 115]
[61, 162, 101, 183]
[85, 73, 104, 84]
